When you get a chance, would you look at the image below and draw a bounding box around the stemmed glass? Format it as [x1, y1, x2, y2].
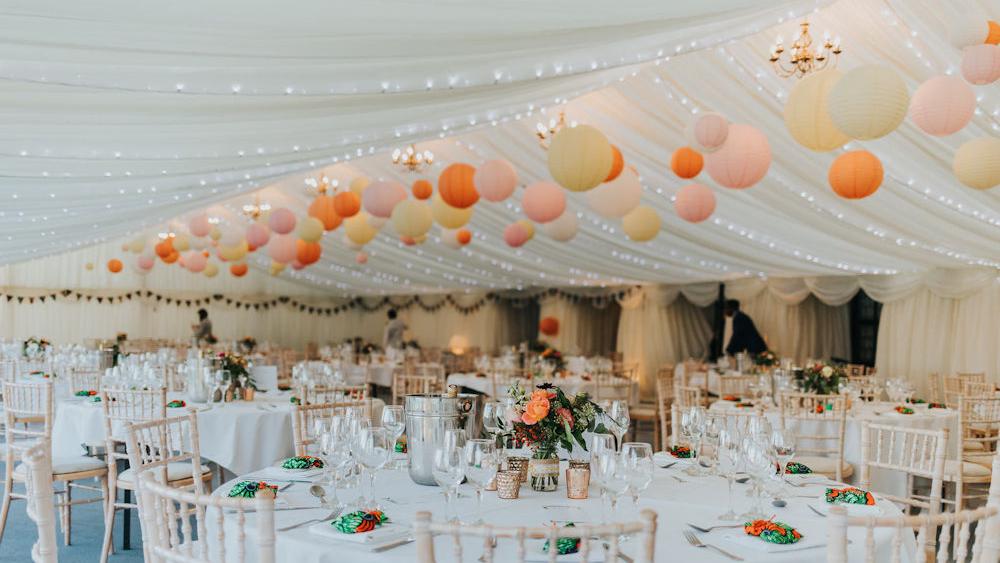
[319, 417, 352, 509]
[381, 405, 405, 469]
[717, 429, 741, 521]
[741, 441, 773, 520]
[482, 400, 508, 475]
[432, 429, 465, 522]
[681, 407, 705, 475]
[463, 439, 498, 524]
[770, 428, 797, 495]
[701, 417, 722, 476]
[350, 426, 390, 509]
[620, 443, 653, 516]
[597, 449, 630, 519]
[590, 434, 616, 522]
[607, 400, 630, 452]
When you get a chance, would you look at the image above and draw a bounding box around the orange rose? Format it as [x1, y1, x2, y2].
[524, 399, 550, 423]
[530, 390, 550, 403]
[521, 412, 539, 425]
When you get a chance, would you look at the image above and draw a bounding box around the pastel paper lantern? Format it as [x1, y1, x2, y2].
[456, 229, 472, 246]
[246, 223, 270, 248]
[334, 191, 361, 218]
[412, 179, 433, 200]
[344, 213, 378, 245]
[107, 259, 123, 273]
[268, 208, 297, 235]
[136, 255, 155, 271]
[542, 211, 578, 242]
[431, 194, 473, 228]
[349, 176, 371, 196]
[367, 215, 388, 229]
[355, 251, 368, 264]
[828, 150, 884, 199]
[230, 263, 248, 277]
[218, 241, 249, 262]
[516, 219, 535, 240]
[473, 159, 518, 202]
[440, 228, 461, 249]
[269, 261, 286, 276]
[539, 317, 559, 336]
[783, 69, 850, 152]
[183, 251, 207, 273]
[308, 194, 341, 231]
[961, 45, 1000, 85]
[438, 163, 479, 209]
[909, 75, 975, 136]
[189, 213, 211, 237]
[950, 16, 989, 47]
[827, 65, 910, 140]
[605, 145, 624, 182]
[954, 137, 1000, 190]
[585, 167, 641, 219]
[391, 199, 433, 238]
[127, 238, 145, 254]
[267, 234, 297, 263]
[503, 222, 530, 248]
[521, 182, 566, 223]
[704, 124, 771, 189]
[172, 233, 191, 252]
[363, 181, 407, 218]
[685, 113, 729, 153]
[219, 227, 243, 248]
[622, 206, 661, 242]
[547, 125, 613, 192]
[674, 184, 716, 223]
[203, 262, 219, 278]
[162, 251, 179, 264]
[670, 147, 704, 179]
[155, 239, 173, 258]
[989, 21, 1000, 44]
[297, 216, 325, 242]
[296, 240, 322, 265]
[208, 227, 222, 241]
[85, 262, 94, 271]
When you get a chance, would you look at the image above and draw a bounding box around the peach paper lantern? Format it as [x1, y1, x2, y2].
[438, 163, 479, 209]
[363, 181, 407, 218]
[355, 251, 368, 264]
[909, 75, 975, 136]
[136, 255, 155, 271]
[503, 222, 530, 248]
[827, 65, 909, 140]
[268, 208, 297, 234]
[230, 263, 248, 277]
[961, 45, 1000, 85]
[391, 199, 433, 238]
[704, 124, 771, 189]
[308, 194, 341, 231]
[521, 182, 566, 223]
[674, 184, 716, 223]
[334, 191, 361, 218]
[547, 125, 613, 192]
[783, 69, 849, 152]
[246, 223, 270, 248]
[585, 167, 641, 219]
[622, 206, 661, 242]
[188, 214, 211, 237]
[456, 229, 472, 246]
[953, 137, 1000, 190]
[828, 150, 884, 199]
[412, 179, 433, 200]
[685, 113, 730, 153]
[539, 317, 559, 336]
[344, 213, 378, 245]
[431, 195, 473, 229]
[605, 145, 624, 182]
[296, 240, 322, 265]
[107, 259, 123, 273]
[268, 234, 297, 263]
[172, 233, 191, 252]
[440, 228, 462, 249]
[542, 211, 578, 242]
[183, 251, 207, 273]
[473, 159, 518, 202]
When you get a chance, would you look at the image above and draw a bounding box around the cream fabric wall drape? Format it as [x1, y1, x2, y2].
[537, 296, 619, 355]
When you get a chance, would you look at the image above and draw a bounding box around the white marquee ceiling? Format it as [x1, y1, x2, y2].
[0, 0, 997, 295]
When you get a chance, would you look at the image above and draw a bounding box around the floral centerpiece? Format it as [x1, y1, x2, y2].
[528, 340, 566, 374]
[795, 362, 844, 395]
[239, 336, 257, 354]
[506, 382, 606, 491]
[217, 352, 255, 396]
[22, 337, 50, 360]
[755, 350, 778, 368]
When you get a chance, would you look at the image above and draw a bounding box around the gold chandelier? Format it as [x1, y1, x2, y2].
[769, 20, 842, 78]
[391, 144, 434, 172]
[241, 195, 271, 219]
[535, 112, 567, 149]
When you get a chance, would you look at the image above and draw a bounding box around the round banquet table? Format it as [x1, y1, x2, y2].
[709, 399, 959, 498]
[447, 373, 633, 400]
[210, 457, 915, 562]
[343, 363, 396, 388]
[51, 391, 385, 475]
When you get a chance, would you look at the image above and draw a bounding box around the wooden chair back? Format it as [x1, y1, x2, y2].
[778, 392, 848, 481]
[22, 439, 57, 563]
[393, 372, 440, 406]
[291, 401, 370, 456]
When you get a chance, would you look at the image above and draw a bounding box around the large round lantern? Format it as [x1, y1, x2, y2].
[961, 45, 1000, 85]
[670, 147, 704, 179]
[456, 229, 472, 246]
[685, 113, 729, 153]
[585, 167, 642, 218]
[308, 194, 341, 230]
[438, 163, 479, 209]
[344, 213, 378, 245]
[203, 262, 219, 278]
[954, 137, 1000, 190]
[474, 159, 518, 202]
[674, 184, 716, 223]
[503, 222, 530, 248]
[827, 65, 909, 140]
[440, 228, 461, 249]
[783, 69, 850, 152]
[828, 150, 884, 199]
[539, 317, 559, 336]
[296, 240, 322, 265]
[107, 259, 123, 274]
[268, 208, 297, 235]
[431, 195, 473, 229]
[189, 214, 211, 238]
[136, 255, 155, 272]
[267, 234, 297, 263]
[391, 199, 433, 238]
[183, 251, 207, 273]
[521, 182, 566, 223]
[127, 238, 145, 254]
[909, 76, 975, 136]
[334, 191, 361, 218]
[412, 179, 433, 200]
[297, 216, 325, 242]
[218, 241, 249, 262]
[547, 125, 613, 192]
[362, 181, 407, 218]
[704, 124, 771, 189]
[172, 234, 191, 252]
[246, 223, 270, 248]
[349, 176, 371, 196]
[543, 211, 579, 242]
[230, 263, 248, 277]
[622, 206, 661, 242]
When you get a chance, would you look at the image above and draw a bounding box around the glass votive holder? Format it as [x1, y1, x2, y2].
[568, 459, 591, 471]
[496, 470, 521, 499]
[507, 456, 529, 483]
[566, 467, 590, 499]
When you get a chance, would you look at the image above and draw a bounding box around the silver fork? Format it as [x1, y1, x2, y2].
[276, 507, 343, 532]
[687, 522, 746, 533]
[808, 504, 827, 518]
[683, 530, 744, 560]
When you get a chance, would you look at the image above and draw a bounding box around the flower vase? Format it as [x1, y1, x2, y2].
[528, 456, 559, 492]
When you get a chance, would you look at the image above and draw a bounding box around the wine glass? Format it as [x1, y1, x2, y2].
[482, 400, 507, 468]
[607, 400, 630, 452]
[463, 439, 497, 524]
[320, 418, 352, 509]
[770, 428, 796, 495]
[432, 429, 465, 522]
[741, 441, 773, 520]
[681, 407, 705, 475]
[380, 405, 405, 468]
[597, 449, 630, 518]
[717, 429, 741, 521]
[620, 443, 653, 515]
[590, 434, 616, 522]
[350, 426, 390, 509]
[701, 417, 722, 476]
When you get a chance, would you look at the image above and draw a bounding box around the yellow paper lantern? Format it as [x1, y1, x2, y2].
[431, 194, 473, 228]
[391, 199, 433, 238]
[783, 69, 850, 152]
[208, 227, 222, 241]
[344, 213, 378, 245]
[622, 206, 661, 242]
[516, 219, 535, 241]
[827, 65, 909, 140]
[218, 240, 249, 262]
[269, 261, 286, 275]
[953, 137, 1000, 190]
[127, 238, 145, 254]
[203, 262, 219, 278]
[296, 216, 325, 243]
[349, 176, 371, 196]
[172, 233, 191, 252]
[547, 125, 613, 192]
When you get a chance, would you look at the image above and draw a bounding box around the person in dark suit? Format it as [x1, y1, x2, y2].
[724, 299, 767, 355]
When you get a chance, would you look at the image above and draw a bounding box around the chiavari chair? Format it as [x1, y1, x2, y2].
[846, 375, 880, 401]
[651, 365, 675, 451]
[670, 385, 703, 444]
[392, 371, 440, 406]
[21, 439, 57, 563]
[67, 367, 103, 395]
[717, 374, 757, 399]
[778, 392, 851, 481]
[944, 395, 1000, 513]
[295, 383, 369, 405]
[290, 401, 371, 456]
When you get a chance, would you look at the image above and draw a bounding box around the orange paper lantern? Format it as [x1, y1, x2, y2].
[162, 251, 179, 264]
[230, 263, 248, 277]
[438, 163, 479, 209]
[412, 179, 433, 200]
[539, 316, 559, 336]
[107, 259, 123, 273]
[154, 238, 174, 259]
[456, 229, 472, 246]
[670, 147, 704, 179]
[333, 191, 361, 218]
[988, 21, 1000, 45]
[828, 150, 884, 200]
[308, 194, 342, 231]
[605, 145, 625, 182]
[296, 240, 322, 265]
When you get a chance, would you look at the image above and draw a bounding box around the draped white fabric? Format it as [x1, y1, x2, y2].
[538, 296, 619, 355]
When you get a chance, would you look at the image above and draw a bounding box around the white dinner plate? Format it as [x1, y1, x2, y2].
[308, 518, 409, 550]
[811, 493, 883, 516]
[719, 526, 823, 554]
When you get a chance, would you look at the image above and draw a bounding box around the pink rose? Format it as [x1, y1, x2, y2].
[556, 407, 574, 428]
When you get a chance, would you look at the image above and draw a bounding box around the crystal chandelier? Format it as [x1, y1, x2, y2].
[391, 144, 434, 172]
[241, 195, 271, 219]
[769, 20, 842, 78]
[535, 112, 567, 149]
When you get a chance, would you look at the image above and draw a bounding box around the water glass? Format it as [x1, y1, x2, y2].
[432, 429, 466, 522]
[463, 439, 497, 524]
[350, 426, 390, 509]
[380, 405, 405, 467]
[771, 428, 796, 493]
[717, 429, 740, 521]
[590, 434, 616, 522]
[620, 443, 653, 514]
[607, 400, 630, 452]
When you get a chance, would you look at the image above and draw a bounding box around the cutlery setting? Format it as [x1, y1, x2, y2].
[682, 529, 744, 561]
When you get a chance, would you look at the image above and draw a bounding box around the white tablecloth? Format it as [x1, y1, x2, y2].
[51, 392, 385, 475]
[447, 374, 632, 400]
[343, 364, 395, 388]
[211, 458, 914, 562]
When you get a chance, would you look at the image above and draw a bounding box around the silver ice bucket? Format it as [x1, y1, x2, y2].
[405, 393, 483, 486]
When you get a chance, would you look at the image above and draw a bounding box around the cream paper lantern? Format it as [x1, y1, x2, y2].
[218, 240, 249, 262]
[431, 194, 473, 228]
[585, 167, 642, 218]
[269, 261, 286, 276]
[367, 215, 388, 230]
[547, 125, 613, 192]
[296, 216, 325, 243]
[827, 65, 910, 140]
[783, 69, 850, 152]
[542, 211, 579, 242]
[391, 199, 433, 238]
[342, 232, 364, 251]
[209, 226, 222, 241]
[350, 176, 371, 196]
[127, 237, 145, 254]
[203, 262, 219, 278]
[622, 206, 661, 242]
[172, 233, 191, 252]
[953, 137, 1000, 190]
[344, 213, 378, 245]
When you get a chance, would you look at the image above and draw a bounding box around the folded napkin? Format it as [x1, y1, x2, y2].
[75, 390, 98, 397]
[167, 400, 186, 408]
[280, 456, 325, 470]
[332, 509, 389, 534]
[776, 462, 812, 475]
[906, 398, 927, 404]
[308, 518, 407, 546]
[543, 523, 580, 556]
[227, 480, 278, 499]
[249, 466, 326, 481]
[744, 519, 802, 545]
[893, 406, 914, 415]
[721, 395, 741, 402]
[668, 445, 692, 458]
[928, 402, 947, 409]
[825, 487, 875, 505]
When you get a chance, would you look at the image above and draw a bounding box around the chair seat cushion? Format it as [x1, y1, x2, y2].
[14, 455, 106, 477]
[117, 462, 210, 484]
[794, 456, 854, 479]
[965, 452, 997, 468]
[944, 459, 993, 479]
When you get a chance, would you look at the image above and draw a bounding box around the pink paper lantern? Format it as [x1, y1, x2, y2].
[674, 184, 717, 223]
[362, 181, 407, 218]
[267, 234, 296, 264]
[188, 213, 211, 237]
[503, 222, 530, 247]
[136, 255, 155, 271]
[183, 250, 207, 273]
[521, 182, 566, 223]
[961, 44, 1000, 85]
[704, 124, 771, 189]
[291, 260, 305, 271]
[355, 251, 368, 264]
[909, 75, 976, 136]
[219, 226, 243, 247]
[474, 159, 518, 202]
[687, 113, 729, 152]
[268, 208, 297, 235]
[246, 223, 270, 248]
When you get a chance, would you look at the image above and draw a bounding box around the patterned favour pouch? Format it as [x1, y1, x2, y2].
[744, 519, 802, 545]
[75, 390, 98, 397]
[894, 406, 914, 415]
[227, 480, 278, 499]
[825, 487, 875, 505]
[167, 400, 186, 408]
[775, 462, 812, 475]
[668, 445, 692, 458]
[542, 523, 581, 555]
[332, 510, 389, 534]
[281, 455, 325, 470]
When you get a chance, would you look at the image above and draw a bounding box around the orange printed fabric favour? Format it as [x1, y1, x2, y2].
[744, 519, 802, 544]
[825, 487, 875, 505]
